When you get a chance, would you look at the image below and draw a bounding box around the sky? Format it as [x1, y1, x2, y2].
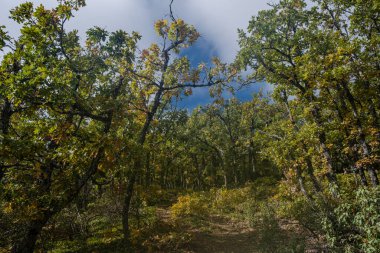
[0, 0, 276, 109]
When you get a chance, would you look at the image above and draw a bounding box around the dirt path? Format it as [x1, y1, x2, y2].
[156, 208, 259, 253]
[185, 221, 258, 253]
[155, 207, 325, 253]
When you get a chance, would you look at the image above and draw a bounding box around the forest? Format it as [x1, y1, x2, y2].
[0, 0, 379, 252]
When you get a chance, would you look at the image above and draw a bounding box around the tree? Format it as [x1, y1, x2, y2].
[236, 0, 379, 189]
[0, 2, 139, 252]
[120, 1, 234, 240]
[235, 1, 380, 249]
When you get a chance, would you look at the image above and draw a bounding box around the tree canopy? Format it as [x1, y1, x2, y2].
[0, 0, 379, 252]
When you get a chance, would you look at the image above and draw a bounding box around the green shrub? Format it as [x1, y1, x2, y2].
[210, 186, 251, 215]
[170, 192, 210, 221]
[322, 187, 380, 253]
[140, 185, 179, 206]
[170, 177, 280, 224]
[249, 202, 306, 253]
[277, 196, 323, 235]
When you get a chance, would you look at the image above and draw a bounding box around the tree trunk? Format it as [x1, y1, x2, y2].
[304, 156, 323, 193]
[0, 98, 12, 180]
[145, 152, 151, 187]
[295, 167, 313, 202]
[121, 84, 164, 241]
[327, 86, 369, 186]
[11, 214, 51, 253]
[341, 83, 379, 186]
[310, 105, 338, 187]
[248, 141, 256, 180]
[122, 172, 136, 242]
[281, 90, 324, 193]
[358, 168, 368, 187]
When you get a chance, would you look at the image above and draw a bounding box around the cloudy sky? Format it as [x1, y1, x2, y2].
[0, 0, 276, 108]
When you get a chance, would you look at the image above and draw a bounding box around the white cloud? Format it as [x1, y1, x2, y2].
[173, 0, 274, 61]
[1, 0, 276, 61]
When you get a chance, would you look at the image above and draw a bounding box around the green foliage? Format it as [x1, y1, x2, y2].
[210, 186, 251, 214]
[250, 202, 306, 253]
[278, 196, 323, 235]
[1, 0, 379, 252]
[322, 187, 380, 253]
[0, 0, 140, 250]
[171, 192, 210, 223]
[170, 179, 308, 252]
[236, 1, 380, 250]
[140, 185, 179, 206]
[0, 26, 9, 50]
[171, 178, 279, 224]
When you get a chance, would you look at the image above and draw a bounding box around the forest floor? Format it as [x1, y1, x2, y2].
[155, 208, 321, 253]
[156, 208, 258, 253]
[46, 191, 324, 253]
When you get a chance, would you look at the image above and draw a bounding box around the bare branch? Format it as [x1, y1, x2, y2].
[256, 129, 283, 140]
[163, 79, 223, 91]
[169, 0, 176, 22]
[126, 69, 160, 88]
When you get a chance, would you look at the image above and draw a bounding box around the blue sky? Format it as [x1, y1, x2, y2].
[0, 0, 276, 109]
[176, 37, 269, 110]
[176, 38, 217, 109]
